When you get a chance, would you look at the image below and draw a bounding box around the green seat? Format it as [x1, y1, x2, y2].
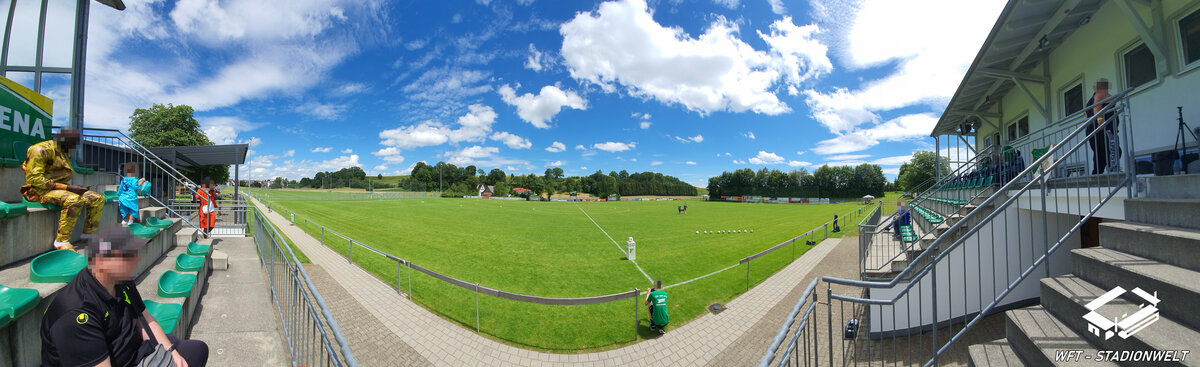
[30, 249, 87, 283]
[0, 284, 40, 329]
[0, 157, 18, 167]
[143, 300, 182, 334]
[0, 202, 27, 219]
[175, 253, 204, 272]
[1031, 145, 1052, 174]
[22, 197, 60, 211]
[128, 223, 160, 238]
[186, 242, 210, 256]
[157, 270, 196, 298]
[103, 190, 118, 203]
[146, 217, 173, 229]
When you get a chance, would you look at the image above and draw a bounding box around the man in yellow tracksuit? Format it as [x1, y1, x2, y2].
[20, 128, 104, 251]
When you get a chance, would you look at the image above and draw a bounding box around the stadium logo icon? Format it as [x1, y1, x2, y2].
[1082, 286, 1160, 340]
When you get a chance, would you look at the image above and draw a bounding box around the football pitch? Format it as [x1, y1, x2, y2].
[253, 190, 866, 351]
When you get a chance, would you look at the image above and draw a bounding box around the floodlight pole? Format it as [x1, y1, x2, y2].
[69, 0, 91, 130]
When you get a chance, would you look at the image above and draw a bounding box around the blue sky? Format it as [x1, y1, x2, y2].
[13, 0, 1007, 185]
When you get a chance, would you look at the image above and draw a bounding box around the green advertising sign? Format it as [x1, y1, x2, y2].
[0, 76, 52, 161]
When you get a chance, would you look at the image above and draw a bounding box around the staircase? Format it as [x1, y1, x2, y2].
[969, 175, 1200, 367]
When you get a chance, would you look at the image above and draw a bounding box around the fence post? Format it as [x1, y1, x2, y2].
[475, 283, 481, 332]
[396, 261, 402, 293]
[348, 240, 353, 264]
[745, 261, 750, 291]
[321, 227, 325, 245]
[407, 261, 413, 299]
[633, 288, 639, 340]
[826, 284, 833, 367]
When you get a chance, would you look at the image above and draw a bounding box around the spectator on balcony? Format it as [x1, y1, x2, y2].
[41, 226, 209, 367]
[892, 202, 911, 241]
[20, 128, 104, 252]
[1085, 79, 1121, 174]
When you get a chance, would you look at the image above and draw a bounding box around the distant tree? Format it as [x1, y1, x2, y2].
[897, 151, 950, 193]
[377, 174, 383, 180]
[486, 168, 507, 185]
[128, 103, 229, 183]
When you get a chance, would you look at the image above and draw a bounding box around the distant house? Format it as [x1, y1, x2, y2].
[476, 183, 495, 197]
[512, 187, 531, 197]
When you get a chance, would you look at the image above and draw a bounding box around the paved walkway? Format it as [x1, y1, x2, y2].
[248, 196, 853, 366]
[190, 237, 290, 366]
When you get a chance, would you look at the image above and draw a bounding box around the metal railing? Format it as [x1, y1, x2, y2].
[761, 91, 1137, 366]
[247, 191, 867, 345]
[251, 205, 358, 367]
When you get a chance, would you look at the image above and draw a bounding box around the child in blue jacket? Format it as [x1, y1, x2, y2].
[117, 162, 151, 225]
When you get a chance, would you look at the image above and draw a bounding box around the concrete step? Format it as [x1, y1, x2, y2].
[1142, 174, 1200, 199]
[1123, 198, 1200, 230]
[1039, 275, 1200, 366]
[134, 245, 211, 338]
[1071, 248, 1200, 330]
[141, 206, 166, 220]
[1100, 221, 1200, 272]
[967, 339, 1025, 367]
[1005, 306, 1115, 366]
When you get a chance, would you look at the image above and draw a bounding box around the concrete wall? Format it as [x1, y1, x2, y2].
[975, 1, 1200, 160]
[868, 206, 1083, 335]
[1, 166, 120, 203]
[0, 198, 148, 268]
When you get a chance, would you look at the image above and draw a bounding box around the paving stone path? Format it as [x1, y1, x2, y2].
[248, 197, 998, 366]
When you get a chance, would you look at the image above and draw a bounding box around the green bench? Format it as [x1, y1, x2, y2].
[103, 190, 119, 203]
[186, 242, 210, 256]
[30, 249, 87, 283]
[143, 300, 183, 334]
[0, 284, 39, 329]
[899, 224, 917, 242]
[0, 157, 18, 167]
[145, 217, 173, 229]
[22, 197, 60, 211]
[175, 253, 204, 272]
[128, 223, 160, 238]
[0, 202, 27, 219]
[157, 270, 196, 298]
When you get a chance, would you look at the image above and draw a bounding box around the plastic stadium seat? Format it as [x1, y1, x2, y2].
[175, 253, 204, 272]
[157, 270, 196, 298]
[0, 157, 18, 167]
[143, 300, 182, 334]
[22, 197, 60, 211]
[0, 284, 39, 329]
[145, 217, 173, 229]
[30, 249, 87, 283]
[0, 202, 27, 219]
[128, 223, 160, 238]
[186, 242, 210, 256]
[103, 190, 118, 203]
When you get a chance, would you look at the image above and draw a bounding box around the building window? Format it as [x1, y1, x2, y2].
[1063, 83, 1083, 116]
[1008, 116, 1029, 141]
[1182, 8, 1200, 65]
[1124, 43, 1157, 88]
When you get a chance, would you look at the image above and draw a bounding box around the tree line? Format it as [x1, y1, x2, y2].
[706, 164, 890, 199]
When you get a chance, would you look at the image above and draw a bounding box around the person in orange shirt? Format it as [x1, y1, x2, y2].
[192, 179, 217, 238]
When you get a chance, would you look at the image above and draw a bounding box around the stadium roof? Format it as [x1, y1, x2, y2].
[932, 0, 1105, 136]
[148, 144, 249, 169]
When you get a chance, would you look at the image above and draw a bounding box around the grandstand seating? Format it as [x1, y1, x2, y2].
[21, 197, 59, 211]
[157, 270, 197, 298]
[186, 241, 211, 256]
[103, 190, 118, 203]
[146, 217, 173, 229]
[129, 222, 161, 238]
[0, 163, 210, 367]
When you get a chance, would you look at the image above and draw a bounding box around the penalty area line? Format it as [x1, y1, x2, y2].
[573, 202, 655, 284]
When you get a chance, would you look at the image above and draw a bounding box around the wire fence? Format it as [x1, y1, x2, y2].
[247, 191, 868, 347]
[251, 205, 358, 367]
[254, 190, 439, 201]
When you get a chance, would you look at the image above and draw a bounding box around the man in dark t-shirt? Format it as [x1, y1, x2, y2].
[41, 226, 208, 367]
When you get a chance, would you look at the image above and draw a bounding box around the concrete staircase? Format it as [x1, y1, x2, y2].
[969, 175, 1200, 367]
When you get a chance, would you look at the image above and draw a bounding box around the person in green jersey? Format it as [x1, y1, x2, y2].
[645, 280, 669, 333]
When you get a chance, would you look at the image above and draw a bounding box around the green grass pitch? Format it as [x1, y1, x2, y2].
[254, 190, 866, 351]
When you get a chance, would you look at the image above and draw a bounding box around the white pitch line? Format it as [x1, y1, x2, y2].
[663, 262, 740, 290]
[573, 202, 655, 284]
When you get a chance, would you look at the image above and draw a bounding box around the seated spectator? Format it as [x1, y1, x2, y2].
[20, 128, 104, 251]
[117, 162, 151, 226]
[892, 202, 911, 240]
[41, 226, 209, 367]
[645, 280, 669, 334]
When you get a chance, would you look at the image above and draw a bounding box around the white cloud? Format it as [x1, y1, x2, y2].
[341, 148, 353, 154]
[803, 0, 1006, 133]
[733, 159, 747, 164]
[372, 147, 406, 164]
[748, 151, 785, 164]
[524, 43, 549, 71]
[378, 104, 499, 150]
[546, 160, 565, 167]
[545, 141, 567, 152]
[650, 161, 663, 166]
[373, 164, 388, 171]
[812, 113, 938, 154]
[685, 161, 697, 165]
[244, 137, 262, 147]
[768, 0, 787, 15]
[796, 151, 805, 155]
[882, 167, 900, 175]
[724, 152, 732, 156]
[871, 154, 914, 166]
[743, 131, 756, 139]
[498, 84, 587, 129]
[490, 131, 533, 150]
[640, 121, 652, 129]
[825, 154, 869, 161]
[311, 147, 333, 153]
[672, 134, 703, 143]
[787, 160, 811, 167]
[444, 146, 500, 165]
[714, 0, 739, 8]
[593, 141, 636, 152]
[560, 0, 830, 115]
[574, 144, 587, 150]
[294, 101, 347, 120]
[199, 116, 265, 145]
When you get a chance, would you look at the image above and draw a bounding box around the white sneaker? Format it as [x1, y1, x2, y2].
[53, 241, 75, 251]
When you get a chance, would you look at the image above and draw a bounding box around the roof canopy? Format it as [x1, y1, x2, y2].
[148, 144, 249, 169]
[933, 0, 1104, 136]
